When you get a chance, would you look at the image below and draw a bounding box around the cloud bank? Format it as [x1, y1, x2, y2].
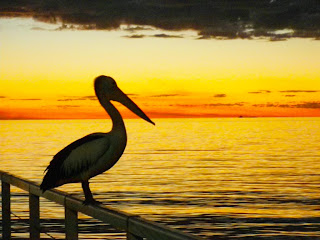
[1, 0, 320, 40]
[253, 101, 320, 109]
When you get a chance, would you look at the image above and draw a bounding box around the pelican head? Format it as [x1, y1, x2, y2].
[95, 75, 155, 125]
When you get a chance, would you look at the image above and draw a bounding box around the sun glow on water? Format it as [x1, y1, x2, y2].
[1, 118, 320, 238]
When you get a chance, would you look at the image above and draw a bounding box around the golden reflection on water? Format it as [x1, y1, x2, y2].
[1, 118, 320, 239]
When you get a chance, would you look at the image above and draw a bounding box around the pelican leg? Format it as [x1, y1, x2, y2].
[82, 181, 100, 205]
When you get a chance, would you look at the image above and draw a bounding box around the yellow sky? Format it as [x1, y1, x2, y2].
[1, 18, 320, 119]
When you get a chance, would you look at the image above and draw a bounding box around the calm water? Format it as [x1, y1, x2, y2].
[1, 118, 320, 239]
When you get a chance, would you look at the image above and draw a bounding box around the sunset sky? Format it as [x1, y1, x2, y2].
[1, 1, 320, 119]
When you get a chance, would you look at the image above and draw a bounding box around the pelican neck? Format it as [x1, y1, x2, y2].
[96, 93, 126, 132]
[109, 101, 126, 132]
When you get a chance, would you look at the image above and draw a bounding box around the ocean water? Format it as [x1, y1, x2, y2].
[0, 118, 320, 239]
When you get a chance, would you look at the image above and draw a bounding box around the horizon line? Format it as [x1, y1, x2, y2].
[1, 116, 320, 121]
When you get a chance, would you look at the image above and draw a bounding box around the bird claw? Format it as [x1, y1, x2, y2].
[83, 198, 101, 205]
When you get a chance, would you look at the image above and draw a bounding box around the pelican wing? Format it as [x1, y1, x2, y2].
[40, 133, 109, 191]
[60, 135, 111, 177]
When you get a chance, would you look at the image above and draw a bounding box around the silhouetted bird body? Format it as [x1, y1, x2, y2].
[40, 75, 154, 204]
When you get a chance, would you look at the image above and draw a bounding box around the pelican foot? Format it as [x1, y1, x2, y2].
[83, 198, 102, 205]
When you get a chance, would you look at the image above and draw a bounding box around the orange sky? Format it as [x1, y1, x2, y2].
[1, 18, 320, 119]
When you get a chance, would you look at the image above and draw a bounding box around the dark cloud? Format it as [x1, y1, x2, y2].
[150, 94, 182, 97]
[58, 105, 80, 108]
[285, 95, 296, 97]
[1, 0, 320, 40]
[253, 101, 320, 109]
[58, 98, 74, 102]
[249, 90, 271, 94]
[124, 34, 146, 39]
[80, 95, 96, 100]
[123, 26, 153, 32]
[153, 33, 182, 38]
[295, 102, 320, 109]
[124, 33, 183, 39]
[279, 90, 319, 93]
[269, 36, 287, 42]
[252, 104, 268, 107]
[58, 96, 96, 101]
[208, 103, 244, 107]
[11, 98, 42, 101]
[173, 102, 244, 107]
[0, 96, 6, 98]
[31, 26, 50, 31]
[253, 103, 287, 108]
[214, 94, 226, 98]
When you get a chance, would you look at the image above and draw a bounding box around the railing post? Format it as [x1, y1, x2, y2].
[65, 205, 78, 240]
[2, 181, 11, 239]
[29, 192, 40, 240]
[127, 217, 143, 240]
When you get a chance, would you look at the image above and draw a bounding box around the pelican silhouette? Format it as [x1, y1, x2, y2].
[40, 75, 154, 204]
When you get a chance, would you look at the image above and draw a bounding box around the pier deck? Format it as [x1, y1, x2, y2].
[0, 170, 202, 240]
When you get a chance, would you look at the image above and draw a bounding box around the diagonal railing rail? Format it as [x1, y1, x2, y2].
[0, 170, 202, 240]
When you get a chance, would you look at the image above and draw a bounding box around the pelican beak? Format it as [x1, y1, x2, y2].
[113, 88, 155, 125]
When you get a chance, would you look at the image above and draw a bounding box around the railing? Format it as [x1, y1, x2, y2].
[0, 170, 202, 240]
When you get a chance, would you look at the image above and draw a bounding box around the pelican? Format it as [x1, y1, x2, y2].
[40, 75, 154, 204]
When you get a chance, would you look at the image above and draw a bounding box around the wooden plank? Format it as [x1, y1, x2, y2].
[2, 181, 11, 239]
[29, 182, 42, 196]
[29, 192, 40, 240]
[41, 188, 66, 205]
[2, 172, 29, 191]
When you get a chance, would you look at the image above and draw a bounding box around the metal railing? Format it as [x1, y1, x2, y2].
[0, 170, 202, 240]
